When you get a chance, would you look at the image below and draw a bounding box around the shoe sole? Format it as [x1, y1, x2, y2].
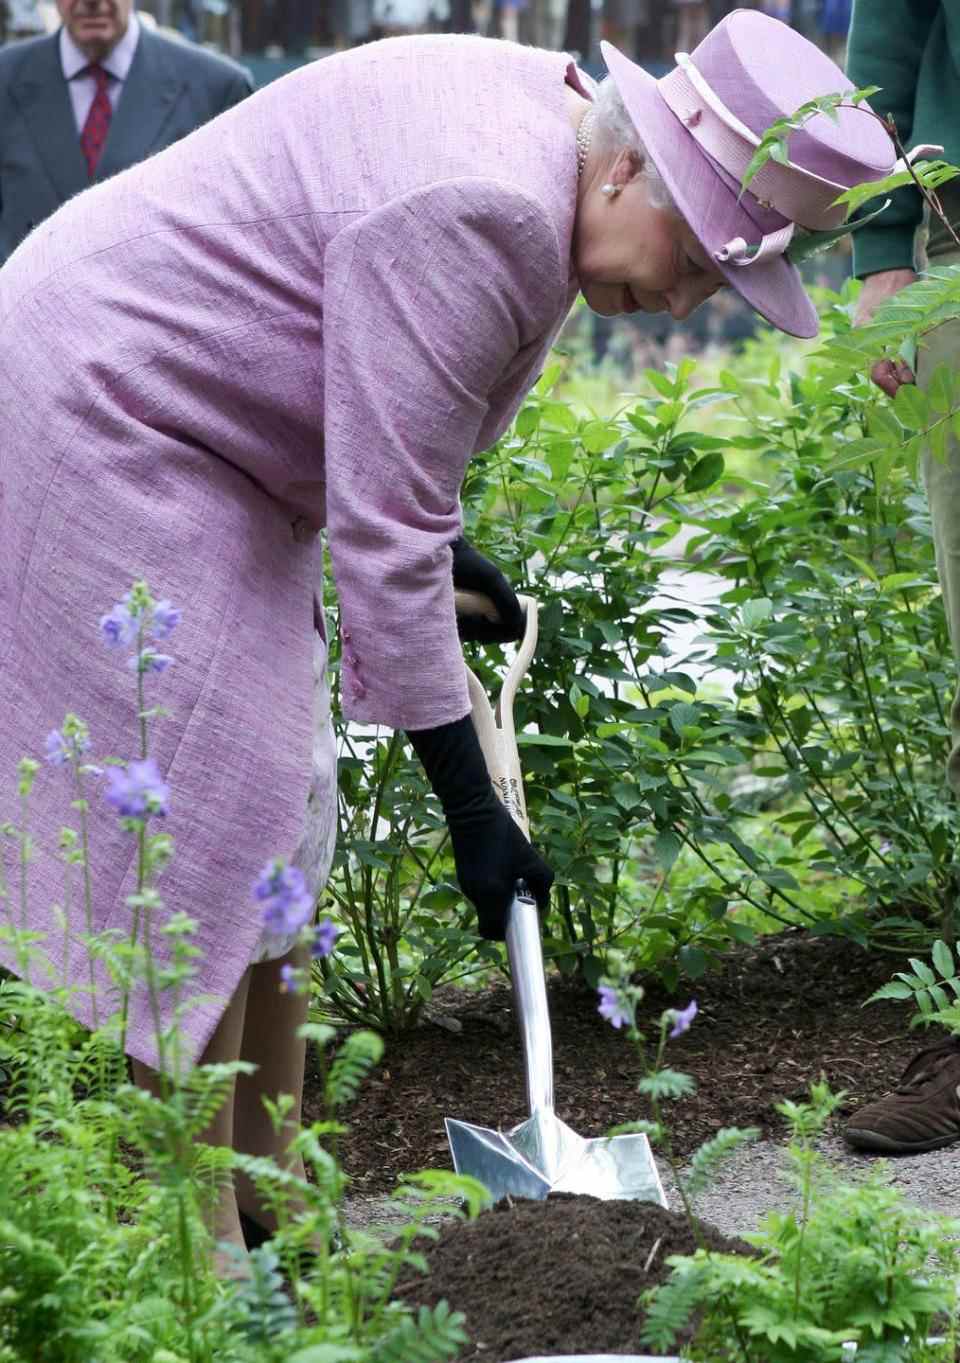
[843, 1127, 960, 1154]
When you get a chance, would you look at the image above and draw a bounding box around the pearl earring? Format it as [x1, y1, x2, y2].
[600, 182, 621, 198]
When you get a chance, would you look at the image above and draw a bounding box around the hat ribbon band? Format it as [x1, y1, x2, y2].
[659, 56, 854, 231]
[714, 223, 795, 268]
[891, 143, 943, 174]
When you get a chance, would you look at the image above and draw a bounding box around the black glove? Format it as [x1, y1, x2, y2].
[451, 537, 525, 644]
[407, 714, 553, 939]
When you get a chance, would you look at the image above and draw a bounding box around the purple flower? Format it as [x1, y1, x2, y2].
[253, 859, 314, 935]
[151, 600, 181, 640]
[104, 758, 170, 818]
[45, 728, 89, 766]
[669, 999, 698, 1039]
[598, 984, 632, 1030]
[279, 962, 301, 994]
[312, 917, 339, 959]
[100, 602, 138, 648]
[127, 649, 175, 674]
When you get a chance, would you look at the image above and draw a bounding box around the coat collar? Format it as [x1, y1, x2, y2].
[96, 25, 185, 182]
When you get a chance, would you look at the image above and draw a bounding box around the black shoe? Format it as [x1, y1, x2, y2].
[240, 1208, 326, 1270]
[238, 1209, 274, 1251]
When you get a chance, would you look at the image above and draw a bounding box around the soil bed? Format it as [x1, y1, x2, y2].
[394, 1193, 752, 1362]
[311, 927, 929, 1195]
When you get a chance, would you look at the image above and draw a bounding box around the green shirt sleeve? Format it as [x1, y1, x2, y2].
[846, 0, 939, 277]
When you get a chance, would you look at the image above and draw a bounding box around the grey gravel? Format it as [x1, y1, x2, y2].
[658, 1131, 960, 1236]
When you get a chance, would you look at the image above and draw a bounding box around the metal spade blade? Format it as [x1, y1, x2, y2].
[446, 892, 666, 1205]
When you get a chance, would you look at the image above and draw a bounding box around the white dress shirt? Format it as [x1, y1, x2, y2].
[60, 17, 141, 132]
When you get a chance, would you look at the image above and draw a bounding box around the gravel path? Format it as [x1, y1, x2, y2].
[659, 1131, 960, 1235]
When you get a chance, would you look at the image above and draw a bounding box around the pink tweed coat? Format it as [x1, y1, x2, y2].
[0, 34, 582, 1069]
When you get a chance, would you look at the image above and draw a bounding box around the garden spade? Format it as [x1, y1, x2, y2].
[445, 592, 667, 1206]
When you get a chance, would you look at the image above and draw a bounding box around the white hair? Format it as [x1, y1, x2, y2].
[591, 76, 675, 211]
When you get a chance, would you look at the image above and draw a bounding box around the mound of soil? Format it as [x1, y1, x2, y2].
[314, 927, 928, 1195]
[394, 1193, 752, 1362]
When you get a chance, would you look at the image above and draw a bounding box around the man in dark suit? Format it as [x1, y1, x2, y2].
[0, 0, 253, 262]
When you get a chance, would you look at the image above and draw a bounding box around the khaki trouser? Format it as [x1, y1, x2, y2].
[917, 192, 960, 792]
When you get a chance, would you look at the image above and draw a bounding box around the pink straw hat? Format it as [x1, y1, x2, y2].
[600, 11, 913, 337]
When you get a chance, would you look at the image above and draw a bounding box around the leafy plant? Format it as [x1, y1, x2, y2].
[867, 938, 960, 1032]
[0, 578, 483, 1361]
[597, 975, 757, 1231]
[318, 288, 960, 1018]
[641, 1082, 960, 1362]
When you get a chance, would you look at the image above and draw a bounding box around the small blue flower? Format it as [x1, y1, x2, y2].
[151, 600, 181, 640]
[45, 728, 89, 766]
[279, 962, 301, 994]
[104, 758, 170, 818]
[253, 859, 314, 935]
[669, 999, 698, 1039]
[127, 649, 175, 674]
[100, 602, 138, 648]
[312, 917, 339, 959]
[597, 984, 632, 1030]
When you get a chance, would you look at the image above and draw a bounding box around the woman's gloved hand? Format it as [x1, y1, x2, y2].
[451, 536, 525, 644]
[407, 713, 553, 939]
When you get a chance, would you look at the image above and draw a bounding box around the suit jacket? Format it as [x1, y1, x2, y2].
[0, 34, 581, 1072]
[0, 23, 252, 261]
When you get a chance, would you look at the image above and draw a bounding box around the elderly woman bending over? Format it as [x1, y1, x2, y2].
[0, 11, 898, 1267]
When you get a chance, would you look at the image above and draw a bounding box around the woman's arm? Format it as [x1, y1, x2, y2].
[322, 177, 566, 732]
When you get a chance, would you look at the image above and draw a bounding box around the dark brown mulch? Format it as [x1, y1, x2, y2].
[394, 1194, 752, 1362]
[306, 926, 931, 1195]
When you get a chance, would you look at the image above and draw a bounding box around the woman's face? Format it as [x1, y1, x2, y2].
[574, 151, 727, 320]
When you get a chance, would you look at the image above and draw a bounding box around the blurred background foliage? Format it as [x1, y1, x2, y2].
[315, 275, 960, 1033]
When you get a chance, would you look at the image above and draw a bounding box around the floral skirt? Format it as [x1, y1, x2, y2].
[250, 619, 338, 964]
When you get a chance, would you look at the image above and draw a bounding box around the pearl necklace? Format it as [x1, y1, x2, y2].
[576, 107, 595, 179]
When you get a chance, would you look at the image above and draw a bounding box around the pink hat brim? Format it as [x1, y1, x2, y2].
[600, 40, 819, 339]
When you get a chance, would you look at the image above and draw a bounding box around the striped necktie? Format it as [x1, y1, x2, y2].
[80, 64, 112, 178]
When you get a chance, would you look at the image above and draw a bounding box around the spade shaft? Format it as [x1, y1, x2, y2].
[445, 592, 667, 1206]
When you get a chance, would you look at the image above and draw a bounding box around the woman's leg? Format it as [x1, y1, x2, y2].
[232, 939, 313, 1230]
[131, 964, 253, 1272]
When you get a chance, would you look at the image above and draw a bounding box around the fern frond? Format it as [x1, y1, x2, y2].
[325, 1030, 384, 1111]
[371, 1300, 468, 1363]
[683, 1125, 759, 1204]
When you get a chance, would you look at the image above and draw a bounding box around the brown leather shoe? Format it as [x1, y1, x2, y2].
[843, 1034, 960, 1153]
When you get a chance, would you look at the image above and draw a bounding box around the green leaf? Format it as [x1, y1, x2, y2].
[927, 362, 953, 414]
[570, 683, 590, 719]
[893, 382, 930, 431]
[516, 732, 573, 747]
[678, 944, 708, 979]
[515, 405, 538, 438]
[669, 703, 700, 735]
[741, 598, 773, 630]
[908, 957, 936, 986]
[581, 420, 619, 454]
[866, 981, 914, 1002]
[653, 830, 682, 872]
[932, 939, 955, 979]
[644, 368, 677, 398]
[683, 451, 726, 493]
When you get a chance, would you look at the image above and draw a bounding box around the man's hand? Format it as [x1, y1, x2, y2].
[855, 268, 918, 398]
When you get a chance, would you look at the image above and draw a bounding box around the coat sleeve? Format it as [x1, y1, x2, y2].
[321, 177, 565, 731]
[847, 0, 939, 277]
